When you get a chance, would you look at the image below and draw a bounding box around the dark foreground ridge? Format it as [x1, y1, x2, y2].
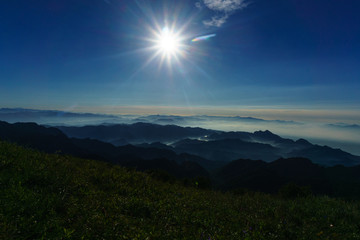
[1, 141, 360, 239]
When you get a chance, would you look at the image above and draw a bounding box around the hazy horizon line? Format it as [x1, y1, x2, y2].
[2, 105, 360, 124]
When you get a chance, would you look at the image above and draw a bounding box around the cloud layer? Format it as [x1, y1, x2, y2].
[197, 0, 249, 27]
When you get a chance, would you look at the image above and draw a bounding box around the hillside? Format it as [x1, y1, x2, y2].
[1, 141, 360, 239]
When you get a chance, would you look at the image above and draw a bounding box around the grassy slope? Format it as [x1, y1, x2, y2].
[1, 141, 360, 240]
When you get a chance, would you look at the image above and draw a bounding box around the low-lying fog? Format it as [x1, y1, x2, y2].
[1, 108, 359, 155]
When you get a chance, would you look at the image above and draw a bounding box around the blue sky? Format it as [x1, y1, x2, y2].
[1, 0, 359, 119]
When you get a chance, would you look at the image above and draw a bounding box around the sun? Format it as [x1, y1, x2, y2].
[154, 27, 182, 58]
[143, 23, 191, 68]
[158, 29, 178, 53]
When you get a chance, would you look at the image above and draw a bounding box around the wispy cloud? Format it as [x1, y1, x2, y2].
[203, 15, 229, 27]
[197, 0, 249, 27]
[195, 1, 203, 9]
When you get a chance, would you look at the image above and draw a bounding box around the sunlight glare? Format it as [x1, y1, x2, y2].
[156, 27, 180, 55]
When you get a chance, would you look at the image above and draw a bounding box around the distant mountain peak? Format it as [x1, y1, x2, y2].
[254, 130, 273, 134]
[295, 138, 311, 145]
[253, 130, 281, 140]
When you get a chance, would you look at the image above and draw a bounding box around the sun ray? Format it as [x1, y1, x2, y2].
[126, 49, 162, 82]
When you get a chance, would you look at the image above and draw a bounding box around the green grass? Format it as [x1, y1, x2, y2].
[1, 140, 360, 239]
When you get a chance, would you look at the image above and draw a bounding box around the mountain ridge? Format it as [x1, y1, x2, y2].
[57, 122, 360, 166]
[1, 120, 360, 198]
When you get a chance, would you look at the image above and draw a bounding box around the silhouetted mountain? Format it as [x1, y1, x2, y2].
[193, 115, 298, 124]
[295, 138, 312, 146]
[2, 119, 360, 167]
[327, 123, 360, 130]
[0, 121, 83, 155]
[177, 153, 225, 171]
[136, 142, 175, 151]
[215, 158, 282, 193]
[134, 142, 224, 170]
[0, 108, 120, 125]
[287, 145, 360, 166]
[4, 108, 358, 166]
[215, 157, 360, 197]
[172, 138, 281, 162]
[58, 122, 217, 145]
[208, 130, 294, 146]
[268, 158, 330, 194]
[206, 131, 252, 141]
[133, 115, 189, 125]
[57, 123, 360, 166]
[0, 121, 209, 179]
[0, 108, 300, 127]
[2, 120, 360, 198]
[207, 130, 360, 166]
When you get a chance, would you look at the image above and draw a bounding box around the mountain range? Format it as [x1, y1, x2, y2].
[58, 122, 360, 166]
[2, 107, 359, 156]
[0, 121, 210, 179]
[1, 120, 360, 198]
